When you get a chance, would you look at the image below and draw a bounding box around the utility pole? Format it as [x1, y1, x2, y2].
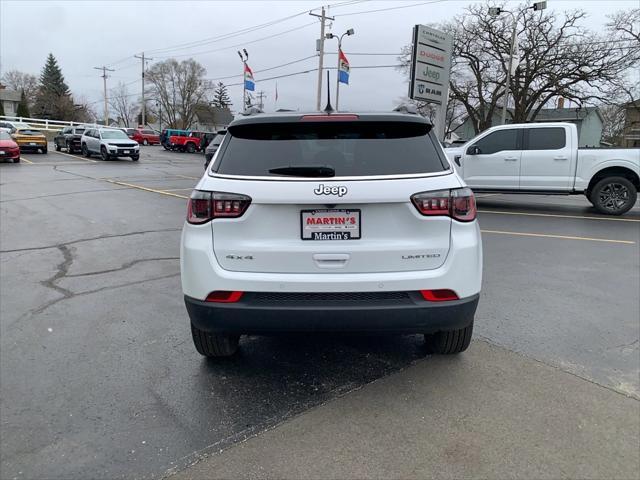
[94, 66, 114, 126]
[310, 6, 334, 111]
[134, 53, 153, 127]
[256, 91, 266, 110]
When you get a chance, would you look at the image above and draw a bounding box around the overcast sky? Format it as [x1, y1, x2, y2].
[0, 0, 636, 116]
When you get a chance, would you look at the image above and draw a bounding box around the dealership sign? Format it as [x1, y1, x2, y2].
[409, 25, 453, 105]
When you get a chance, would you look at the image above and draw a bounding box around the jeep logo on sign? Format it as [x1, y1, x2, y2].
[313, 184, 347, 197]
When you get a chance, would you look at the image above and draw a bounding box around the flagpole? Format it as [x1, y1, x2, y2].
[243, 61, 246, 109]
[336, 45, 341, 111]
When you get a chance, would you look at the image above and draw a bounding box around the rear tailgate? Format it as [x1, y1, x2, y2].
[204, 116, 458, 274]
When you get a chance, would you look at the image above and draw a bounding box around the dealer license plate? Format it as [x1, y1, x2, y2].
[301, 209, 361, 241]
[123, 150, 130, 154]
[29, 142, 36, 146]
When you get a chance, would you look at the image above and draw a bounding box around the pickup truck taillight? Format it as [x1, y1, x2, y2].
[411, 188, 477, 222]
[187, 190, 252, 224]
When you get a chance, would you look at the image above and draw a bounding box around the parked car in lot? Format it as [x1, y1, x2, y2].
[160, 129, 189, 149]
[168, 132, 201, 153]
[446, 122, 640, 215]
[203, 130, 226, 168]
[181, 110, 482, 357]
[0, 121, 32, 133]
[54, 126, 86, 153]
[120, 128, 136, 139]
[81, 127, 139, 161]
[11, 127, 47, 153]
[0, 130, 21, 162]
[131, 128, 160, 145]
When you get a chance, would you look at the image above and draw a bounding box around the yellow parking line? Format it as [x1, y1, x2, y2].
[172, 174, 200, 180]
[479, 209, 640, 223]
[19, 156, 33, 164]
[162, 188, 194, 192]
[105, 179, 189, 199]
[53, 150, 98, 163]
[481, 229, 635, 245]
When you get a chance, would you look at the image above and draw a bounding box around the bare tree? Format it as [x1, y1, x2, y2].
[399, 2, 640, 134]
[599, 104, 627, 145]
[146, 59, 211, 129]
[73, 95, 99, 124]
[1, 70, 38, 107]
[109, 82, 137, 127]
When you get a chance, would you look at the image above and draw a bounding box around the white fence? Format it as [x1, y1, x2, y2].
[0, 115, 106, 132]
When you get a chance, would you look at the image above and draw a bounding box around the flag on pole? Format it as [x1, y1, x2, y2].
[338, 49, 350, 85]
[244, 63, 255, 91]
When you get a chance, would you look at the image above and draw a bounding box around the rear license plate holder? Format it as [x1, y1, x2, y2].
[301, 209, 361, 241]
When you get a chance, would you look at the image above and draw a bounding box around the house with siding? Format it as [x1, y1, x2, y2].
[0, 86, 21, 117]
[622, 100, 640, 148]
[453, 106, 604, 147]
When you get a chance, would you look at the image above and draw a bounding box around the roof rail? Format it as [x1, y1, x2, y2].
[241, 106, 264, 116]
[393, 104, 418, 114]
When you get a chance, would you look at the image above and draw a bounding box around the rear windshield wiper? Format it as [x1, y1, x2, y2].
[268, 165, 335, 177]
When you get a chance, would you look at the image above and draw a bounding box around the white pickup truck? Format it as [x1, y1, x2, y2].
[446, 122, 640, 215]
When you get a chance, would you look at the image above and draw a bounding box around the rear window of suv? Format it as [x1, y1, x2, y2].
[215, 121, 448, 177]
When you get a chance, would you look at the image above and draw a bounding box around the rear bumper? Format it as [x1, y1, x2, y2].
[185, 292, 479, 334]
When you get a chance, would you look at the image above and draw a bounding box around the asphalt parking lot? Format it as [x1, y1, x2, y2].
[1, 146, 639, 479]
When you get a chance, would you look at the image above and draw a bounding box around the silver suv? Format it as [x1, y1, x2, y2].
[81, 128, 140, 161]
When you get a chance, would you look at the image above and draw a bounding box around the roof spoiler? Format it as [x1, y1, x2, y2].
[393, 104, 418, 114]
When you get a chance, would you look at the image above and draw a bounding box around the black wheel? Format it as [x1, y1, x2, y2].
[143, 139, 149, 146]
[163, 144, 170, 151]
[131, 155, 139, 161]
[41, 146, 47, 154]
[55, 142, 61, 151]
[82, 144, 91, 158]
[424, 322, 473, 355]
[191, 323, 239, 357]
[13, 157, 20, 163]
[590, 176, 637, 215]
[186, 142, 196, 153]
[100, 146, 110, 161]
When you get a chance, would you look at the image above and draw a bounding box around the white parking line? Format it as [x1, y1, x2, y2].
[478, 209, 640, 223]
[18, 156, 33, 164]
[52, 150, 98, 163]
[481, 229, 636, 245]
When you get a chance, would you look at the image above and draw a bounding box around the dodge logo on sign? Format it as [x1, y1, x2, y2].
[313, 184, 348, 197]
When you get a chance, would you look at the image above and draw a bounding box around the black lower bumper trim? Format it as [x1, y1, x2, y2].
[184, 292, 479, 334]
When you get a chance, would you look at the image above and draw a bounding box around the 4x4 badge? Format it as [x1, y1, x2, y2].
[313, 184, 347, 197]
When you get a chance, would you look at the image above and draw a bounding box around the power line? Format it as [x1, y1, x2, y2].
[335, 0, 446, 17]
[152, 22, 316, 60]
[208, 55, 318, 81]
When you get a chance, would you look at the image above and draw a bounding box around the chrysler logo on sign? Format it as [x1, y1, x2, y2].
[314, 184, 348, 197]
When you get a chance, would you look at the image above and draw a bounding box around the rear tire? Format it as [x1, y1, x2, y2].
[589, 176, 637, 215]
[424, 322, 473, 355]
[13, 157, 20, 163]
[55, 142, 61, 151]
[191, 323, 240, 357]
[143, 139, 149, 146]
[42, 146, 47, 154]
[186, 142, 196, 153]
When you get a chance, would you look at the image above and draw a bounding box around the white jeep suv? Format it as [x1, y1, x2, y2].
[180, 111, 482, 357]
[81, 128, 140, 161]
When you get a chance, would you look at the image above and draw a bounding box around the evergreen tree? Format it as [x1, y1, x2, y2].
[16, 89, 30, 118]
[0, 98, 4, 117]
[34, 53, 74, 120]
[212, 82, 232, 108]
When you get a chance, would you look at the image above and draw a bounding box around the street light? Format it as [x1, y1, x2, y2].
[489, 1, 546, 125]
[325, 28, 355, 111]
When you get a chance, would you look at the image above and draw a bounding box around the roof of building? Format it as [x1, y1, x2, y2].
[0, 89, 22, 102]
[194, 105, 234, 126]
[533, 106, 601, 122]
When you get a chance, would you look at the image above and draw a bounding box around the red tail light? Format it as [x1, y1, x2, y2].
[187, 190, 251, 224]
[420, 289, 459, 302]
[411, 188, 476, 222]
[205, 291, 244, 303]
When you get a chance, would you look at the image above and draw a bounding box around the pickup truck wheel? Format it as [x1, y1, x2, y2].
[186, 142, 196, 153]
[191, 323, 239, 357]
[424, 322, 473, 355]
[82, 144, 91, 158]
[590, 177, 637, 215]
[55, 142, 61, 151]
[100, 146, 110, 161]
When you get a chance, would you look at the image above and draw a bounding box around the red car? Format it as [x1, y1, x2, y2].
[131, 128, 160, 145]
[0, 131, 21, 163]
